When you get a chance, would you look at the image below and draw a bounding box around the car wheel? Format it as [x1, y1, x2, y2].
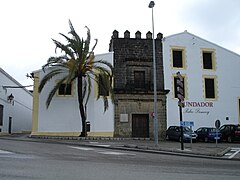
[204, 137, 209, 143]
[227, 136, 233, 143]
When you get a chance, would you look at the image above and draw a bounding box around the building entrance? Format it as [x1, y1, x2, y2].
[132, 114, 149, 138]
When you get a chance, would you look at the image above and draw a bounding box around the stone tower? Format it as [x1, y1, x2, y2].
[109, 30, 168, 140]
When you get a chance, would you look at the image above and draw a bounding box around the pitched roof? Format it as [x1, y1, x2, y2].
[163, 30, 240, 57]
[0, 67, 32, 96]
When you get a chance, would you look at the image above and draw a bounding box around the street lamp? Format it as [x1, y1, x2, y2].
[148, 1, 158, 145]
[7, 93, 14, 105]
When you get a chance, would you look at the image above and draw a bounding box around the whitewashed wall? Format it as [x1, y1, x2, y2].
[86, 53, 114, 132]
[36, 52, 114, 134]
[163, 31, 240, 130]
[0, 68, 32, 133]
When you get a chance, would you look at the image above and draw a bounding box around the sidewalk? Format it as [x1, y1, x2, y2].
[1, 133, 239, 159]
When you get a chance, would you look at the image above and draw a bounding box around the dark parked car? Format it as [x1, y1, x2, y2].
[166, 126, 197, 142]
[195, 127, 222, 142]
[219, 124, 240, 143]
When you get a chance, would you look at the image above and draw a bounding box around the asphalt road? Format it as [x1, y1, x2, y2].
[0, 139, 240, 180]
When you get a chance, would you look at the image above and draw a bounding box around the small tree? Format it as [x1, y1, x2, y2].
[38, 20, 113, 137]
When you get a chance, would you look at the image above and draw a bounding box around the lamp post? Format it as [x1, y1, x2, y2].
[149, 1, 158, 145]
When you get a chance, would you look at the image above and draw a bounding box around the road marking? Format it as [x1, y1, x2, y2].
[94, 144, 111, 147]
[68, 146, 136, 156]
[0, 149, 14, 154]
[228, 148, 240, 159]
[89, 142, 111, 147]
[97, 151, 136, 156]
[224, 148, 240, 159]
[0, 149, 37, 159]
[68, 146, 94, 151]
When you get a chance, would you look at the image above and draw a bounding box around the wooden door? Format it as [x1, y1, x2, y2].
[132, 114, 149, 138]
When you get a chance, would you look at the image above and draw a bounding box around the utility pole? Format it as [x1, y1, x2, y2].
[148, 1, 158, 145]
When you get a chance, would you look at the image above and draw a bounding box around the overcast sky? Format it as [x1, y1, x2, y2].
[1, 0, 240, 88]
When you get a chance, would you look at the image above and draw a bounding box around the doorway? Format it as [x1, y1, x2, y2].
[132, 114, 149, 138]
[8, 117, 12, 134]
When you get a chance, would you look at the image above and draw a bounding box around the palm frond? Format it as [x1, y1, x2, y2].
[90, 39, 98, 53]
[102, 96, 109, 112]
[68, 20, 81, 42]
[83, 26, 91, 55]
[42, 56, 68, 71]
[94, 60, 113, 70]
[46, 76, 68, 108]
[68, 20, 83, 57]
[52, 39, 75, 59]
[38, 69, 64, 93]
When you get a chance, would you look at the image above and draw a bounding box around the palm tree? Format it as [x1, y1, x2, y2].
[38, 20, 114, 137]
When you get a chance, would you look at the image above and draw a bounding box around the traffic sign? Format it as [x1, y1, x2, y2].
[180, 121, 194, 127]
[176, 72, 184, 102]
[176, 79, 184, 88]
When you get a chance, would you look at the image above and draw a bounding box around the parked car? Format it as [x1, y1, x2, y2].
[166, 126, 197, 142]
[195, 127, 222, 142]
[219, 124, 240, 143]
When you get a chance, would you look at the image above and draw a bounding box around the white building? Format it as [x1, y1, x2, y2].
[31, 52, 114, 137]
[163, 31, 240, 130]
[0, 67, 32, 134]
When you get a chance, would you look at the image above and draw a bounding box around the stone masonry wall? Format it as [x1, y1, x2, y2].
[109, 30, 167, 140]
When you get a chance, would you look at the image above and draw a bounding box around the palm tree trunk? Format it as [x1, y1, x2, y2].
[77, 75, 86, 137]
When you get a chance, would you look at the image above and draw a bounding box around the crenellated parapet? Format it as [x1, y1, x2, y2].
[111, 30, 163, 39]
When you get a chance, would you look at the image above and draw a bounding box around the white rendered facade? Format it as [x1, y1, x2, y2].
[0, 68, 32, 134]
[31, 52, 114, 137]
[163, 31, 240, 130]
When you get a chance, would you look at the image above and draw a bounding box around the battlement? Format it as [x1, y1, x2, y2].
[112, 30, 163, 39]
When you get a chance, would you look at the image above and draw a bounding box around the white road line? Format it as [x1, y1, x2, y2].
[94, 144, 111, 147]
[68, 146, 136, 156]
[0, 149, 14, 154]
[68, 146, 94, 151]
[89, 142, 98, 144]
[228, 148, 240, 159]
[97, 151, 136, 156]
[89, 142, 111, 147]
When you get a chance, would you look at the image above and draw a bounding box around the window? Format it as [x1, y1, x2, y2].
[174, 76, 185, 98]
[171, 47, 186, 69]
[134, 71, 145, 88]
[204, 78, 215, 99]
[58, 83, 72, 95]
[98, 74, 109, 96]
[202, 49, 216, 70]
[173, 50, 183, 68]
[203, 52, 213, 69]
